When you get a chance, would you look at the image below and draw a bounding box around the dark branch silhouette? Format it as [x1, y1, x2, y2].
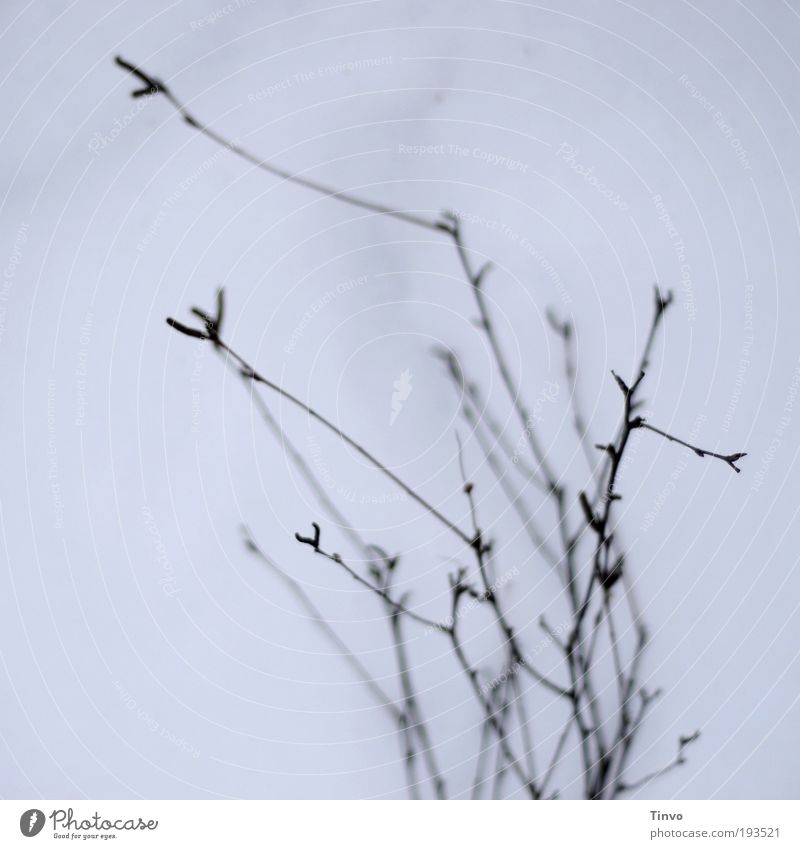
[131, 56, 748, 800]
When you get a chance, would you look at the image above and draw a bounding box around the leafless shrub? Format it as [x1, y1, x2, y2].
[118, 57, 746, 799]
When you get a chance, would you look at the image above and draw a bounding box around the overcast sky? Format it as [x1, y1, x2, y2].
[1, 0, 799, 799]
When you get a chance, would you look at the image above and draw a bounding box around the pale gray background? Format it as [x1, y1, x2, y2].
[1, 0, 799, 799]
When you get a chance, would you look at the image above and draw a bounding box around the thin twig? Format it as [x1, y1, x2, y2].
[470, 704, 497, 800]
[442, 212, 560, 493]
[615, 731, 700, 796]
[437, 348, 558, 563]
[490, 678, 515, 799]
[293, 524, 450, 632]
[241, 379, 367, 554]
[448, 582, 539, 798]
[635, 421, 747, 473]
[511, 674, 537, 783]
[167, 305, 472, 546]
[453, 434, 571, 700]
[546, 310, 596, 475]
[538, 717, 573, 798]
[115, 57, 444, 233]
[382, 567, 448, 800]
[592, 286, 673, 501]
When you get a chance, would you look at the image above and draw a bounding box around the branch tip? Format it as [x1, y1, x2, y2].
[114, 55, 167, 98]
[295, 521, 321, 552]
[166, 317, 208, 340]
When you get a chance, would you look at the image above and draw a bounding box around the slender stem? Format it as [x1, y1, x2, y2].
[384, 572, 448, 800]
[387, 602, 422, 800]
[602, 628, 652, 798]
[636, 422, 746, 473]
[397, 711, 421, 800]
[456, 434, 529, 795]
[439, 350, 558, 563]
[571, 372, 651, 795]
[470, 706, 497, 800]
[511, 674, 537, 782]
[463, 377, 550, 495]
[454, 435, 571, 700]
[114, 57, 443, 233]
[239, 368, 442, 797]
[615, 731, 699, 796]
[192, 332, 472, 546]
[538, 717, 573, 797]
[297, 537, 450, 632]
[490, 680, 515, 799]
[236, 370, 367, 553]
[448, 593, 539, 798]
[603, 591, 627, 710]
[639, 287, 674, 373]
[445, 216, 559, 492]
[546, 311, 596, 476]
[592, 286, 673, 502]
[564, 301, 675, 797]
[441, 235, 607, 781]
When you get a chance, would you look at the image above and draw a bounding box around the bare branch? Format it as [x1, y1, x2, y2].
[635, 421, 747, 473]
[547, 309, 596, 474]
[115, 56, 443, 233]
[166, 305, 472, 546]
[448, 581, 539, 799]
[293, 523, 450, 632]
[616, 730, 700, 796]
[380, 564, 448, 800]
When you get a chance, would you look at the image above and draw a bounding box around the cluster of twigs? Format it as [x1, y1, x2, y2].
[118, 56, 746, 798]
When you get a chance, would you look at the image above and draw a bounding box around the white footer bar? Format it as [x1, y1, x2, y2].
[3, 800, 797, 847]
